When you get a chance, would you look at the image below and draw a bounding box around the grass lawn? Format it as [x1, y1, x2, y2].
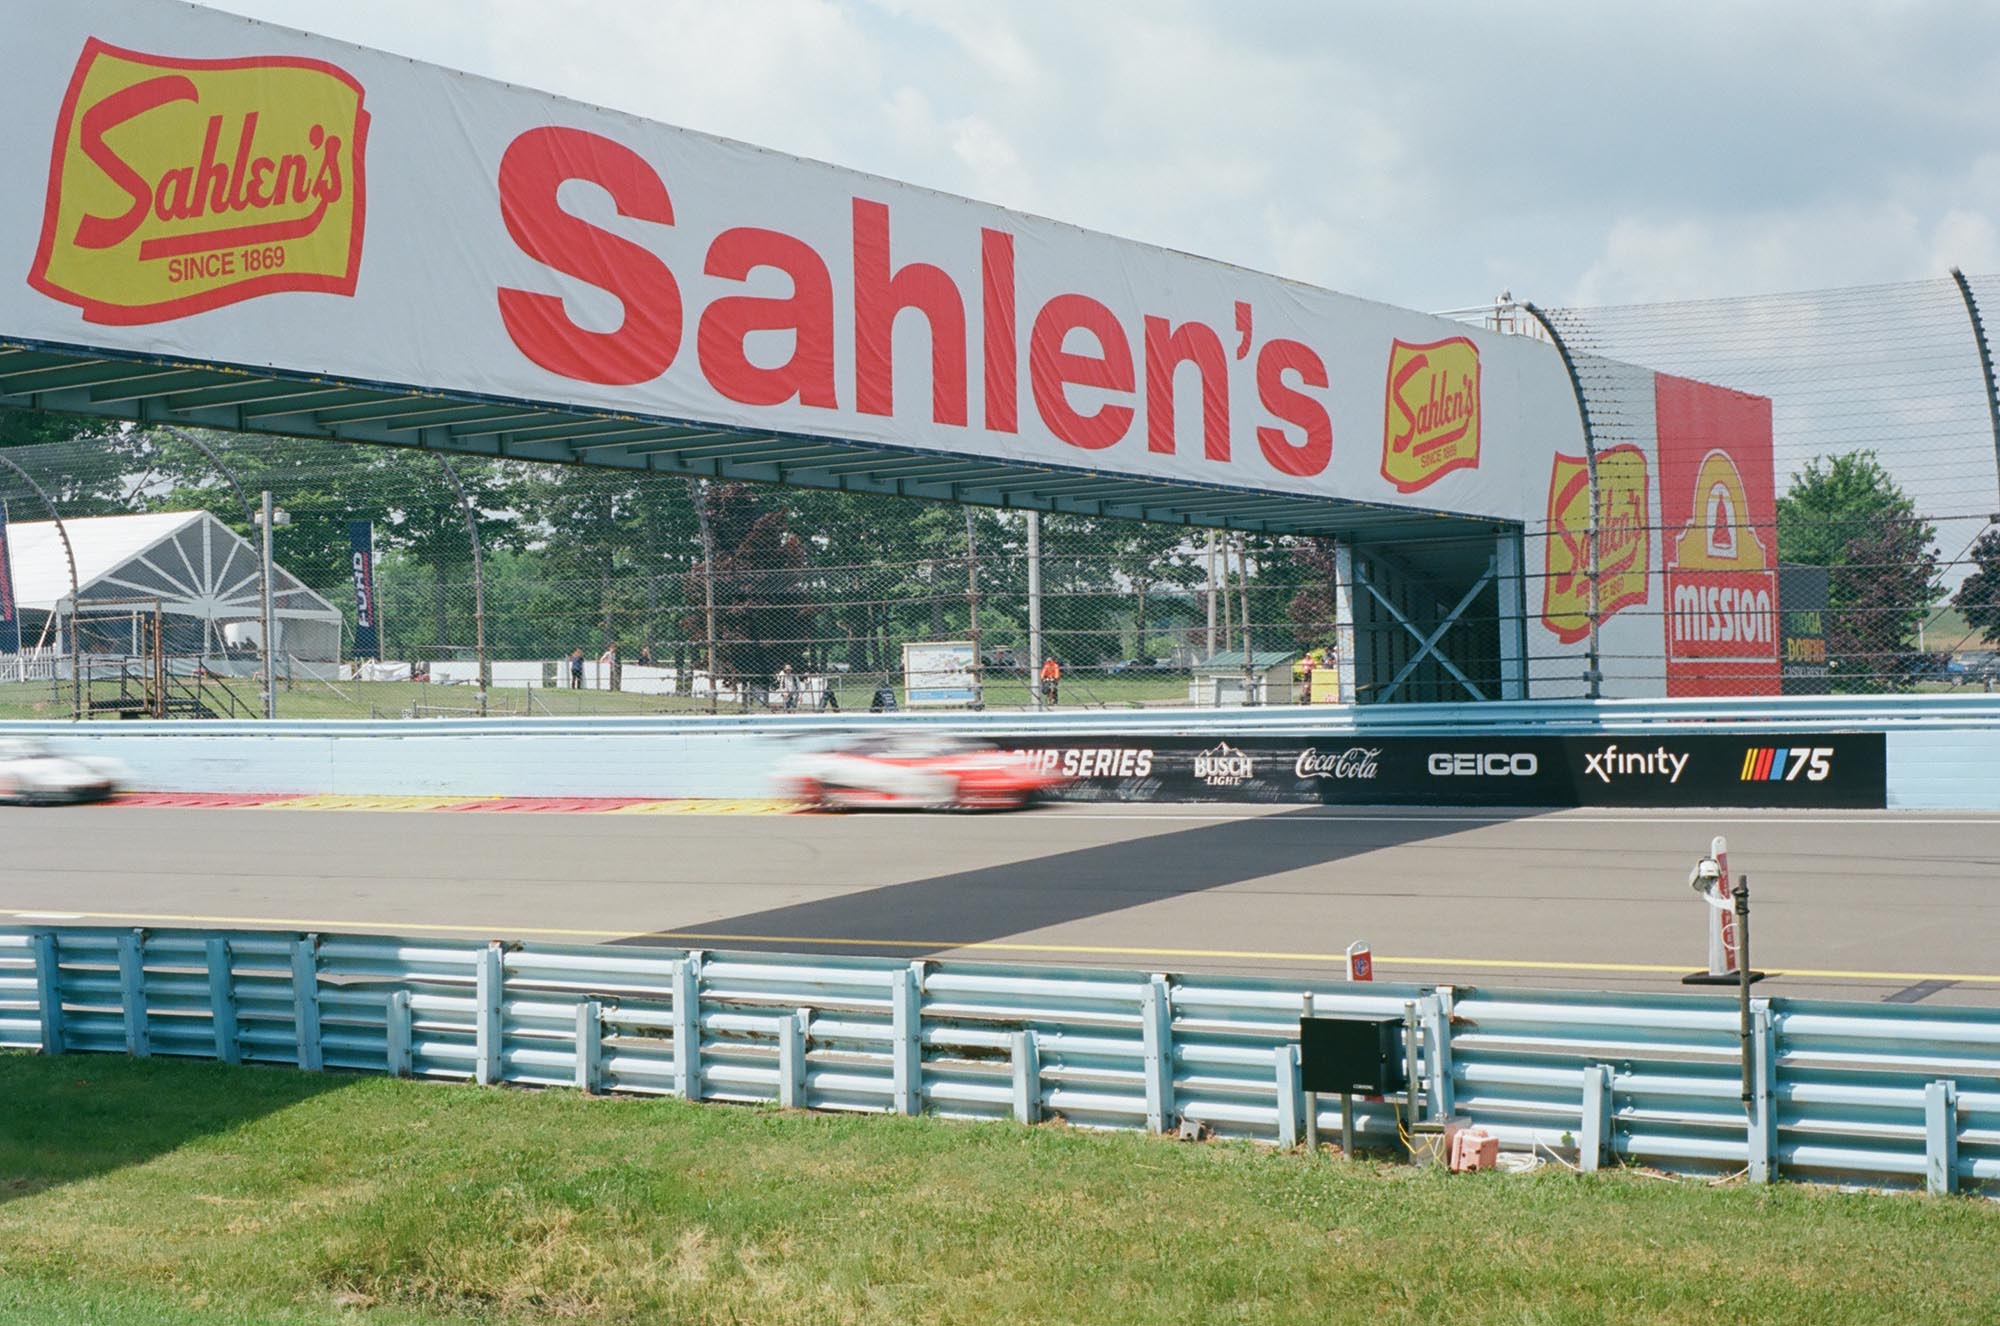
[0, 672, 1197, 722]
[1, 1055, 1996, 1325]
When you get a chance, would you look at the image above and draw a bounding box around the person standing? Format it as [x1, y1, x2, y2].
[1039, 656, 1062, 706]
[569, 647, 585, 690]
[778, 662, 800, 713]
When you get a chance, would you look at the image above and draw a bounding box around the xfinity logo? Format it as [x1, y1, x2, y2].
[1427, 752, 1538, 777]
[1295, 746, 1380, 780]
[1583, 744, 1690, 784]
[1194, 742, 1255, 787]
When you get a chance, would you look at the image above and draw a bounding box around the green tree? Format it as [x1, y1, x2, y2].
[1776, 451, 1939, 688]
[1952, 528, 2000, 646]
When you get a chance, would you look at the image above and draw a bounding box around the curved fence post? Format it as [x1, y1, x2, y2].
[1523, 303, 1603, 699]
[0, 453, 81, 717]
[435, 456, 489, 717]
[1949, 268, 2000, 499]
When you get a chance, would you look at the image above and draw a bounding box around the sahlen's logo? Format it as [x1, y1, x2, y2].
[29, 38, 369, 325]
[1540, 445, 1651, 644]
[1294, 746, 1379, 780]
[1381, 336, 1480, 493]
[1194, 742, 1255, 787]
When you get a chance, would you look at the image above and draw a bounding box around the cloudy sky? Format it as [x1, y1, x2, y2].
[195, 0, 2000, 316]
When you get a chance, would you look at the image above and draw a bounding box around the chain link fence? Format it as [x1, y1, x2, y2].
[2, 272, 1997, 719]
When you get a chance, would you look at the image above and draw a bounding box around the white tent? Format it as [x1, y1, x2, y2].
[2, 510, 343, 666]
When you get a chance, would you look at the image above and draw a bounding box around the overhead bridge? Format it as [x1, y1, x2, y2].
[0, 0, 1771, 703]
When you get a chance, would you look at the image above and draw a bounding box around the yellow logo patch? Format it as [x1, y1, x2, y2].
[1381, 336, 1480, 492]
[1540, 445, 1651, 644]
[29, 38, 369, 324]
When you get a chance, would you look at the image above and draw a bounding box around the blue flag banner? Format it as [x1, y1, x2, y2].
[349, 520, 378, 659]
[0, 504, 20, 657]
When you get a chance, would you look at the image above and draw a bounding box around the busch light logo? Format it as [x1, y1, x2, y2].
[1294, 746, 1380, 780]
[1193, 742, 1255, 787]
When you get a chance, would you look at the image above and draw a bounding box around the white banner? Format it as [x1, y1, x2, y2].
[1, 0, 1587, 525]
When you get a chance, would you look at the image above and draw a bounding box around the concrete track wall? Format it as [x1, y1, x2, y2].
[6, 696, 1999, 808]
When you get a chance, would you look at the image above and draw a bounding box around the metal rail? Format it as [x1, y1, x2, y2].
[3, 926, 1992, 1194]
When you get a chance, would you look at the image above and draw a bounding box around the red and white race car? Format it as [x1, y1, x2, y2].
[775, 734, 1067, 811]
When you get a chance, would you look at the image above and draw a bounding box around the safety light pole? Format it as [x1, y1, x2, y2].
[254, 492, 289, 721]
[1026, 510, 1044, 710]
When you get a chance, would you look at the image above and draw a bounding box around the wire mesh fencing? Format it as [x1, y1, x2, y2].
[0, 272, 1997, 718]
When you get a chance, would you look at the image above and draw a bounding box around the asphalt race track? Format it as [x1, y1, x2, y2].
[5, 802, 1998, 1005]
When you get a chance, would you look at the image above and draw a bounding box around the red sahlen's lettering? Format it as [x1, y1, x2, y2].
[493, 126, 1338, 478]
[496, 126, 682, 387]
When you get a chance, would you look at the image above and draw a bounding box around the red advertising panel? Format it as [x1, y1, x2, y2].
[1656, 375, 1780, 696]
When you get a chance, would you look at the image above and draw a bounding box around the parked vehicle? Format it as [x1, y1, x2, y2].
[0, 739, 127, 805]
[775, 734, 1066, 811]
[1959, 650, 2000, 683]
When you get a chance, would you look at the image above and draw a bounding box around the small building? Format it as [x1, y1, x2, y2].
[3, 510, 343, 672]
[1189, 648, 1302, 706]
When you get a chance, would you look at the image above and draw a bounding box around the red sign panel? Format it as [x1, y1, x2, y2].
[1656, 375, 1780, 696]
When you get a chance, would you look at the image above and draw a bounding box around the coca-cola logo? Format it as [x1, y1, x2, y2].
[1295, 746, 1380, 780]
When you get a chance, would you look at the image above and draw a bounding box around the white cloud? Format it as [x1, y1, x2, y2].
[194, 0, 2000, 310]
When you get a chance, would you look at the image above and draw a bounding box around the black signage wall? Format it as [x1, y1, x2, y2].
[1778, 562, 1831, 695]
[1000, 732, 1886, 809]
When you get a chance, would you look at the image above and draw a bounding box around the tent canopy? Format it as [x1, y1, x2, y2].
[2, 509, 342, 660]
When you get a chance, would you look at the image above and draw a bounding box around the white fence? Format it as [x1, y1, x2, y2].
[4, 926, 1995, 1194]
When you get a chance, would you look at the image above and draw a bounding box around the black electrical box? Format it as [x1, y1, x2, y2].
[1298, 1016, 1405, 1095]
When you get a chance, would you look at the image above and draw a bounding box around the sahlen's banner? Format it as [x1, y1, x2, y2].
[0, 0, 1586, 524]
[348, 519, 378, 659]
[0, 504, 20, 656]
[1002, 732, 1886, 809]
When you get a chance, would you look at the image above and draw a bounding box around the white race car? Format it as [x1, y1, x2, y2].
[775, 733, 1068, 811]
[0, 738, 127, 805]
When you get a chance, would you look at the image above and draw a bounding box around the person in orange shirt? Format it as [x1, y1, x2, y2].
[1039, 656, 1061, 706]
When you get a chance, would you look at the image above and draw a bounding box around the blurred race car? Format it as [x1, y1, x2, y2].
[776, 733, 1066, 811]
[0, 738, 127, 805]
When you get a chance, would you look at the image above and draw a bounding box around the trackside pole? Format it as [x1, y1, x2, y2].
[1345, 941, 1373, 982]
[1684, 834, 1764, 987]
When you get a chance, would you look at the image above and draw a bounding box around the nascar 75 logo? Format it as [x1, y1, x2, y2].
[1740, 746, 1831, 782]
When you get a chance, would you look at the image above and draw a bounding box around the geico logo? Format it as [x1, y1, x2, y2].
[1426, 752, 1538, 777]
[494, 127, 1335, 479]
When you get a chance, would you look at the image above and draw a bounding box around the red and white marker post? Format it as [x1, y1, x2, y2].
[1345, 941, 1373, 982]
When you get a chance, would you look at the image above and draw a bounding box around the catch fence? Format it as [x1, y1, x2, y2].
[2, 273, 1998, 716]
[3, 925, 1996, 1195]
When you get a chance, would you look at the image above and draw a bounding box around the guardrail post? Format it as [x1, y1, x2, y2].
[475, 942, 503, 1086]
[1925, 1080, 1959, 1196]
[205, 937, 239, 1065]
[32, 932, 63, 1056]
[291, 934, 323, 1072]
[117, 929, 149, 1058]
[386, 990, 412, 1078]
[779, 1008, 808, 1108]
[672, 953, 702, 1102]
[575, 1000, 603, 1094]
[1011, 1030, 1041, 1124]
[1421, 992, 1455, 1117]
[1749, 1001, 1777, 1184]
[1276, 1043, 1303, 1148]
[1580, 1063, 1613, 1172]
[892, 963, 923, 1116]
[1142, 974, 1176, 1132]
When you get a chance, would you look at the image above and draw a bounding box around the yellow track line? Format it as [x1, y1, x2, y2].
[10, 906, 1997, 986]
